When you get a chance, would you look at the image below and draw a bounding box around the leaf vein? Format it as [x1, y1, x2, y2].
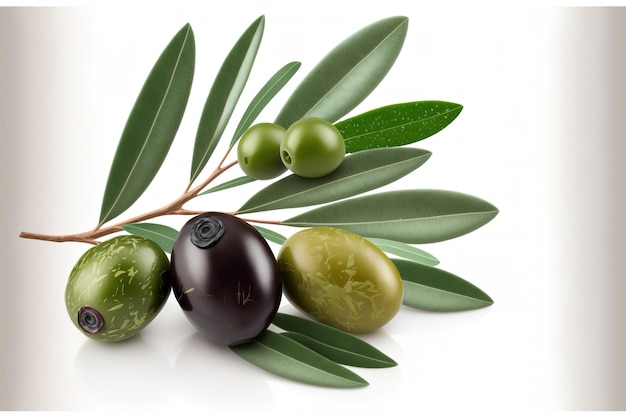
[343, 104, 462, 144]
[288, 210, 499, 227]
[102, 25, 191, 223]
[305, 18, 407, 118]
[244, 153, 427, 212]
[248, 338, 360, 384]
[404, 281, 492, 303]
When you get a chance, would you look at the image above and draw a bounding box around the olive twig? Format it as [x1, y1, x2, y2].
[183, 159, 239, 201]
[17, 231, 106, 246]
[236, 217, 282, 226]
[19, 155, 239, 245]
[218, 145, 235, 169]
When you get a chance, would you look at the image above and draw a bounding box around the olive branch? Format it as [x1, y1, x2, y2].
[19, 155, 241, 245]
[17, 15, 500, 389]
[18, 15, 497, 298]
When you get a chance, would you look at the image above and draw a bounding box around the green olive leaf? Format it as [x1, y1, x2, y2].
[283, 189, 499, 244]
[336, 101, 464, 153]
[238, 147, 431, 213]
[190, 15, 264, 183]
[252, 225, 287, 246]
[121, 223, 179, 254]
[230, 330, 368, 388]
[366, 237, 439, 266]
[272, 313, 397, 368]
[274, 16, 408, 128]
[199, 175, 256, 195]
[230, 61, 301, 147]
[99, 24, 195, 225]
[393, 259, 494, 311]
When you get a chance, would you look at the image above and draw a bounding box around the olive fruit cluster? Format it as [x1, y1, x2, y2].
[237, 118, 346, 180]
[64, 219, 398, 344]
[64, 213, 283, 346]
[277, 227, 403, 333]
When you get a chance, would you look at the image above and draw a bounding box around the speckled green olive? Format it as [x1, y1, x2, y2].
[280, 118, 345, 178]
[170, 212, 282, 346]
[65, 235, 171, 342]
[277, 227, 403, 333]
[237, 123, 287, 180]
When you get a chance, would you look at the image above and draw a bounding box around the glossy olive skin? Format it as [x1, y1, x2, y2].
[170, 212, 282, 346]
[277, 227, 403, 333]
[280, 118, 345, 178]
[237, 123, 287, 180]
[65, 235, 171, 342]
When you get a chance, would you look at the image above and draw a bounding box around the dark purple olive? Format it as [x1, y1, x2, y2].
[170, 212, 282, 346]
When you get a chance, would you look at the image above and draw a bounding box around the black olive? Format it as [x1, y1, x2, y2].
[170, 212, 282, 346]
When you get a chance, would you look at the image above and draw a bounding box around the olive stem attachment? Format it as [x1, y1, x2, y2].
[190, 216, 224, 248]
[18, 156, 239, 245]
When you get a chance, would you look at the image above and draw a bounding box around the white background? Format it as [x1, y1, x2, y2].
[2, 3, 625, 413]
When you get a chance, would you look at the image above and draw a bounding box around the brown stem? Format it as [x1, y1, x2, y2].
[183, 146, 234, 194]
[18, 156, 239, 245]
[18, 231, 106, 246]
[217, 146, 234, 170]
[237, 217, 282, 226]
[185, 159, 238, 199]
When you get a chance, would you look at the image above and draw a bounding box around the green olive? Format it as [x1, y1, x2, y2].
[277, 227, 403, 333]
[237, 123, 287, 180]
[65, 235, 171, 342]
[280, 118, 345, 178]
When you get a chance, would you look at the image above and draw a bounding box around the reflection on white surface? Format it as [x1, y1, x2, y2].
[74, 336, 172, 410]
[172, 332, 274, 411]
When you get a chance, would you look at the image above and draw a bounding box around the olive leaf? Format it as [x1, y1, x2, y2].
[252, 225, 287, 246]
[393, 259, 494, 311]
[199, 175, 256, 195]
[282, 189, 499, 244]
[336, 101, 464, 153]
[274, 16, 409, 127]
[366, 237, 439, 266]
[99, 24, 195, 225]
[238, 147, 431, 213]
[121, 223, 179, 253]
[230, 61, 301, 147]
[272, 313, 397, 368]
[229, 330, 368, 388]
[190, 15, 264, 183]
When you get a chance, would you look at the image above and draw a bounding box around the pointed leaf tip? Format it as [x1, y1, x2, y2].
[283, 189, 498, 244]
[273, 313, 397, 368]
[230, 61, 301, 147]
[394, 259, 494, 311]
[336, 101, 464, 153]
[190, 15, 265, 183]
[99, 23, 195, 224]
[230, 330, 368, 388]
[274, 16, 409, 128]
